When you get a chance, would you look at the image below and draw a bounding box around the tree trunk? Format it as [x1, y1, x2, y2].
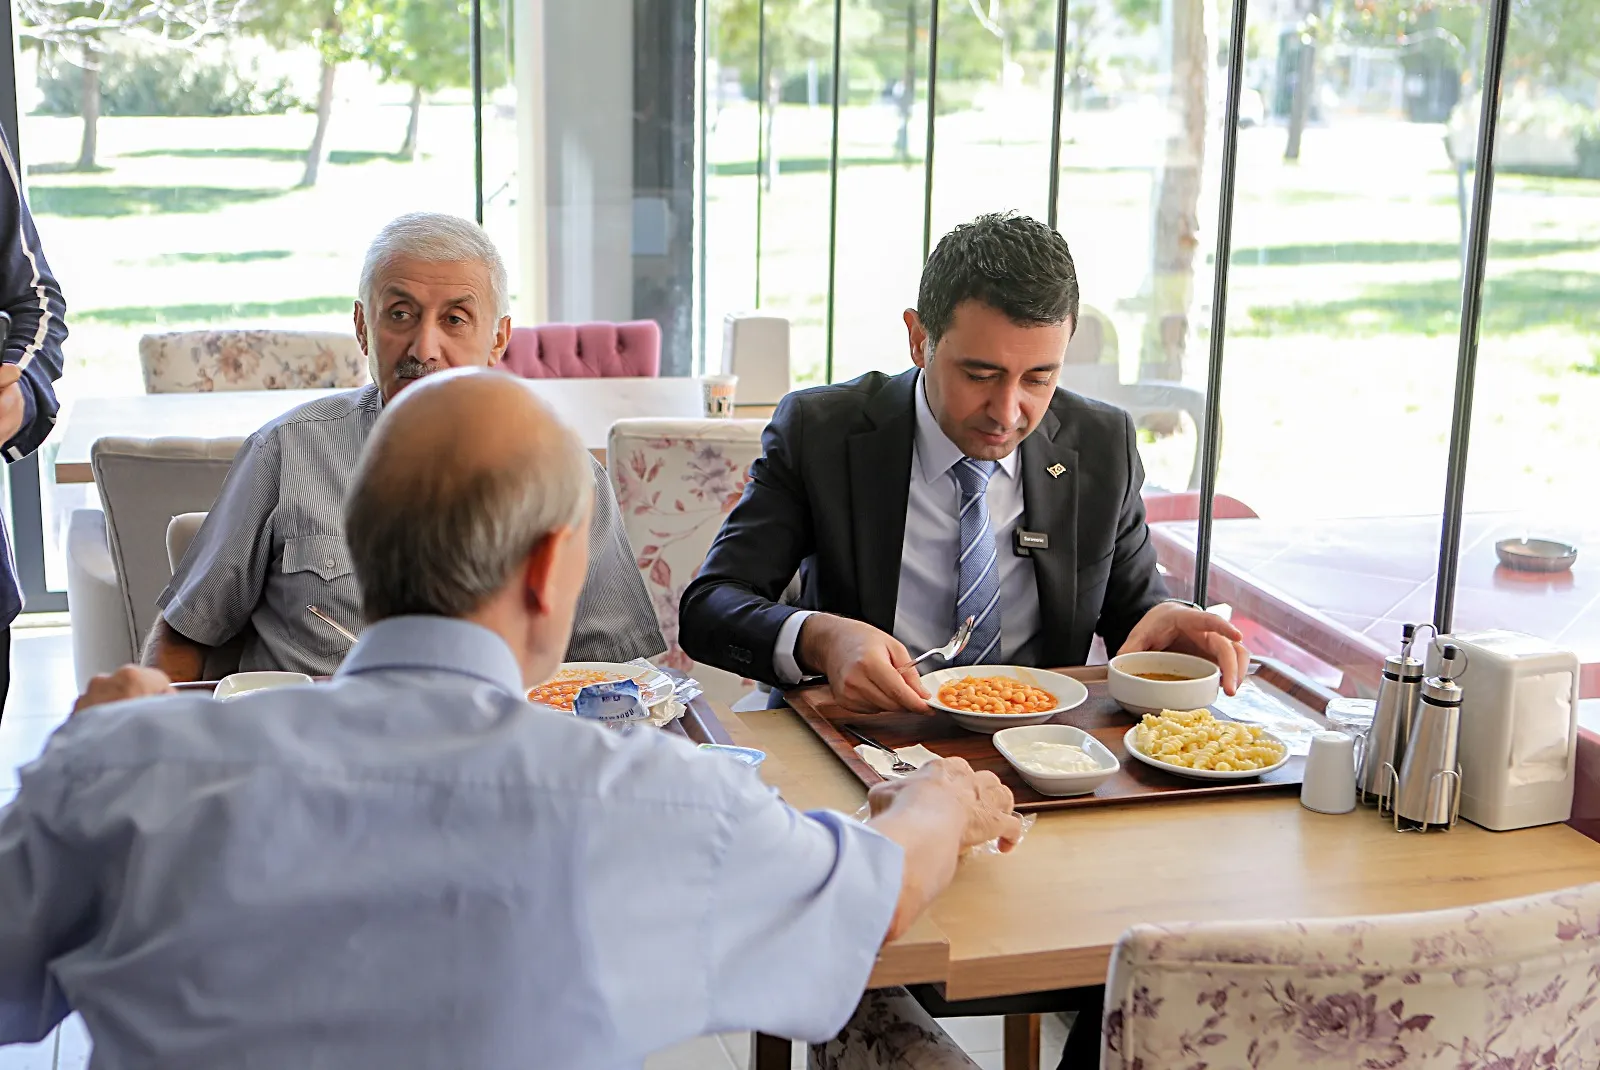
[1284, 37, 1317, 161]
[1139, 0, 1208, 384]
[762, 67, 780, 191]
[300, 56, 337, 188]
[74, 49, 100, 172]
[399, 84, 423, 160]
[895, 1, 916, 161]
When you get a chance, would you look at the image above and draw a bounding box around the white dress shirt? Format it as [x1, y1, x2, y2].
[775, 373, 1041, 681]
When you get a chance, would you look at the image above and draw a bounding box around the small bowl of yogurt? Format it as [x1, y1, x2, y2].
[992, 724, 1120, 797]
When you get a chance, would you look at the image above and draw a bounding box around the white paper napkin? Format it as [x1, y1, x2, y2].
[854, 743, 940, 779]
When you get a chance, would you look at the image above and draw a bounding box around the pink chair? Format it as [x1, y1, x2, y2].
[1570, 728, 1600, 844]
[499, 322, 661, 379]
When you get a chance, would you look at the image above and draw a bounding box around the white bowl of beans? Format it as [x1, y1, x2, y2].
[920, 666, 1090, 735]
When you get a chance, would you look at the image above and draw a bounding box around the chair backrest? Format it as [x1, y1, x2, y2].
[1104, 881, 1600, 1068]
[1059, 304, 1122, 399]
[501, 322, 661, 379]
[166, 512, 208, 573]
[606, 418, 766, 703]
[1140, 491, 1259, 524]
[92, 437, 245, 648]
[720, 313, 791, 405]
[139, 330, 367, 393]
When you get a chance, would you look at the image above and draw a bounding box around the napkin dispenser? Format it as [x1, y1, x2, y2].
[1442, 631, 1580, 831]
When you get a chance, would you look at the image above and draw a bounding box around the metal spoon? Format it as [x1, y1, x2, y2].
[839, 723, 918, 775]
[307, 605, 357, 645]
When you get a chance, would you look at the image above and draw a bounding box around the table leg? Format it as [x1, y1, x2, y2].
[752, 1031, 792, 1070]
[1003, 1014, 1040, 1070]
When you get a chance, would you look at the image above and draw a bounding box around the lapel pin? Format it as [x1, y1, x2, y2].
[1047, 463, 1066, 479]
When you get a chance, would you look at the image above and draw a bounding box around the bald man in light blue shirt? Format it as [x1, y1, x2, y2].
[0, 369, 1020, 1069]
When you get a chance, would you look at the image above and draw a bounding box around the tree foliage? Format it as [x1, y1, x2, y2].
[360, 0, 508, 95]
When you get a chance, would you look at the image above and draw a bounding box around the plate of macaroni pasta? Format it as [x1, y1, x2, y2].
[1122, 708, 1290, 781]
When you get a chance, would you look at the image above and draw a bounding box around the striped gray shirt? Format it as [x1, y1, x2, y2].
[158, 385, 665, 675]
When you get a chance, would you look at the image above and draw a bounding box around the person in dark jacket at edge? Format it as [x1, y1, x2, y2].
[0, 125, 67, 713]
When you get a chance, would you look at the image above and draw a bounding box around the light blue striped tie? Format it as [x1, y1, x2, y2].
[950, 458, 1002, 666]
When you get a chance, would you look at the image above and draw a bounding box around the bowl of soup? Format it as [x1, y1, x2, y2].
[1107, 651, 1220, 715]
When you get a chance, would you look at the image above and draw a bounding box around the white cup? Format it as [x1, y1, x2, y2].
[1301, 730, 1357, 814]
[702, 374, 738, 418]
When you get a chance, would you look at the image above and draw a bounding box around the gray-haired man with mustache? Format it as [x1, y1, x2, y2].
[145, 213, 665, 681]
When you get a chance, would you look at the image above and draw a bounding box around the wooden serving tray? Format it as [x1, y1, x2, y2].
[785, 663, 1331, 812]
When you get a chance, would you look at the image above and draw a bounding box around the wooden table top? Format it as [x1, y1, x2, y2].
[51, 378, 718, 484]
[718, 697, 1600, 1000]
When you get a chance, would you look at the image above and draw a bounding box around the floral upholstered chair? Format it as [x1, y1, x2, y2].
[139, 330, 367, 393]
[606, 418, 767, 705]
[1104, 881, 1600, 1069]
[809, 988, 981, 1069]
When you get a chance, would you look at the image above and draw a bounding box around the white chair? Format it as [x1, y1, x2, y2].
[720, 313, 791, 405]
[167, 512, 208, 572]
[606, 418, 767, 708]
[139, 329, 366, 393]
[1104, 881, 1600, 1068]
[65, 437, 243, 688]
[1058, 304, 1207, 490]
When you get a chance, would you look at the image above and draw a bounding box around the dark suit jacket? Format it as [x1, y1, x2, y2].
[679, 368, 1168, 686]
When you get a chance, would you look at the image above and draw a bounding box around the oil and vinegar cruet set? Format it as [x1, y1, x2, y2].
[1354, 624, 1582, 833]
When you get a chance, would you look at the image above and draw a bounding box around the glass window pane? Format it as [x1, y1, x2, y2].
[704, 0, 764, 372]
[1052, 0, 1235, 604]
[927, 0, 1058, 236]
[750, 0, 838, 386]
[1455, 1, 1600, 707]
[11, 16, 478, 592]
[1198, 0, 1486, 694]
[829, 0, 931, 384]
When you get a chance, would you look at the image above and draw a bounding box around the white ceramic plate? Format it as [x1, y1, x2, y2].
[537, 662, 676, 708]
[921, 665, 1090, 735]
[1121, 724, 1291, 781]
[993, 724, 1119, 797]
[213, 671, 313, 701]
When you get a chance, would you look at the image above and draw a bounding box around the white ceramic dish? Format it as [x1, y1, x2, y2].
[921, 665, 1089, 735]
[1121, 724, 1292, 781]
[545, 662, 675, 708]
[213, 671, 313, 701]
[1107, 651, 1221, 715]
[993, 724, 1120, 796]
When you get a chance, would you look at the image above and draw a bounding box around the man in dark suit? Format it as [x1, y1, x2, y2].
[681, 212, 1247, 717]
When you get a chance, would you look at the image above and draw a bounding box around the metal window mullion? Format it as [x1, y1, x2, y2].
[754, 0, 766, 307]
[471, 0, 484, 223]
[1190, 0, 1250, 609]
[823, 0, 844, 382]
[1433, 0, 1513, 634]
[921, 0, 940, 262]
[1046, 0, 1068, 230]
[697, 0, 710, 372]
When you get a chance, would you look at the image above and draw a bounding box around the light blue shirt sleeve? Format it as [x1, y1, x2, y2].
[0, 777, 86, 1045]
[704, 794, 903, 1042]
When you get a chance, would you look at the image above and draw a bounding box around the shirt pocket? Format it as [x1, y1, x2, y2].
[282, 534, 353, 582]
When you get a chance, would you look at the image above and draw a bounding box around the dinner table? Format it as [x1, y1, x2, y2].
[51, 376, 721, 484]
[703, 673, 1600, 1070]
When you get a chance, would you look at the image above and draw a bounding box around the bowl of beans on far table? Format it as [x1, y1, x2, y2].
[920, 666, 1090, 734]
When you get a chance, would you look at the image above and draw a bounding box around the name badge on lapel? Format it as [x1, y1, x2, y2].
[1014, 529, 1049, 557]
